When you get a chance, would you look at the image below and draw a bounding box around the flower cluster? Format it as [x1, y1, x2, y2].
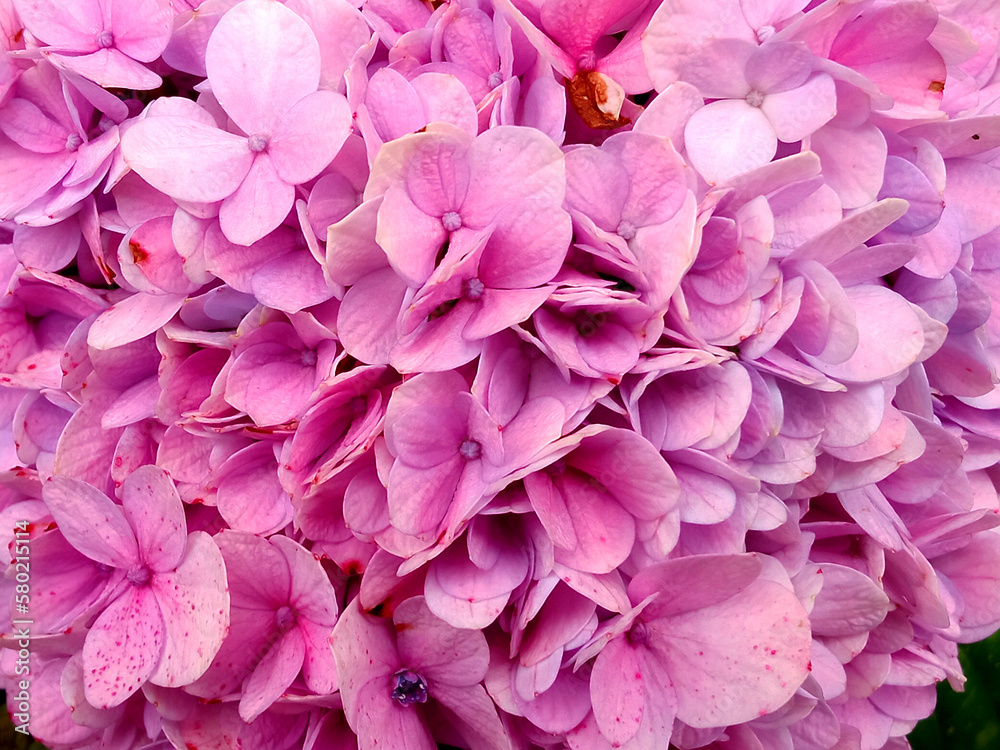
[2, 0, 1000, 749]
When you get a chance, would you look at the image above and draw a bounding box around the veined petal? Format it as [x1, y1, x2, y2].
[106, 0, 173, 62]
[121, 116, 253, 203]
[149, 531, 230, 688]
[13, 0, 102, 49]
[121, 465, 186, 573]
[42, 475, 139, 568]
[82, 587, 165, 709]
[49, 48, 162, 90]
[270, 90, 352, 185]
[239, 628, 306, 722]
[219, 154, 295, 246]
[205, 0, 321, 135]
[684, 100, 776, 185]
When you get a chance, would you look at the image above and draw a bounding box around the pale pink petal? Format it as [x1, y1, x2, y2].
[376, 184, 449, 286]
[239, 628, 306, 722]
[107, 0, 173, 61]
[803, 286, 924, 383]
[410, 72, 479, 139]
[678, 38, 755, 98]
[219, 154, 295, 246]
[87, 292, 185, 350]
[810, 564, 891, 637]
[82, 587, 165, 709]
[761, 73, 837, 142]
[0, 98, 71, 153]
[591, 637, 645, 746]
[205, 0, 321, 134]
[50, 48, 161, 90]
[148, 531, 230, 688]
[807, 122, 888, 209]
[42, 474, 138, 568]
[270, 90, 352, 185]
[684, 100, 776, 185]
[120, 116, 253, 203]
[121, 465, 186, 573]
[13, 0, 102, 47]
[462, 126, 565, 226]
[641, 567, 811, 727]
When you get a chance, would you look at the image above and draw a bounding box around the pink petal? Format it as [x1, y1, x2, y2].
[13, 0, 102, 48]
[424, 540, 527, 628]
[590, 637, 645, 746]
[807, 122, 888, 209]
[49, 48, 161, 90]
[802, 286, 924, 383]
[82, 587, 165, 708]
[239, 627, 306, 722]
[761, 73, 837, 142]
[525, 470, 636, 574]
[365, 67, 427, 142]
[376, 184, 449, 286]
[540, 0, 648, 58]
[42, 475, 138, 568]
[219, 154, 295, 246]
[148, 531, 230, 688]
[462, 126, 565, 226]
[121, 465, 186, 573]
[106, 0, 173, 62]
[270, 90, 352, 185]
[87, 292, 185, 350]
[810, 563, 890, 637]
[337, 268, 407, 365]
[205, 0, 321, 135]
[394, 596, 490, 686]
[684, 100, 776, 185]
[120, 116, 253, 203]
[0, 98, 71, 153]
[410, 72, 479, 139]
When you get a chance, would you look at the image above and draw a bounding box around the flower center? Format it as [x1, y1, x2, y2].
[127, 565, 151, 587]
[488, 71, 503, 88]
[248, 133, 270, 153]
[627, 620, 650, 645]
[65, 133, 83, 151]
[746, 90, 765, 107]
[95, 31, 114, 49]
[275, 605, 296, 634]
[464, 278, 485, 300]
[756, 25, 776, 42]
[300, 349, 317, 367]
[391, 669, 428, 706]
[441, 211, 462, 232]
[617, 220, 636, 241]
[460, 439, 481, 460]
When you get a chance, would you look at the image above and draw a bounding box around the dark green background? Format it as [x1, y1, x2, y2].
[909, 631, 1000, 750]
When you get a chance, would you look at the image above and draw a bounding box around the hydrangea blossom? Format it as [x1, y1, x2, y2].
[2, 1, 1000, 750]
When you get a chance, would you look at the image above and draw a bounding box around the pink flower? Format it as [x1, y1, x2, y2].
[13, 0, 172, 90]
[331, 595, 511, 750]
[120, 0, 352, 245]
[41, 466, 229, 708]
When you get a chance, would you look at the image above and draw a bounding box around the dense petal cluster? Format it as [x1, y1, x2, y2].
[2, 1, 1000, 749]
